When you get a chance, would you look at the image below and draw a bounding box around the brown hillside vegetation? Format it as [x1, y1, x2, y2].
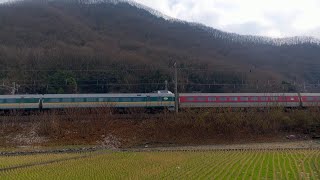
[0, 108, 319, 147]
[0, 0, 320, 94]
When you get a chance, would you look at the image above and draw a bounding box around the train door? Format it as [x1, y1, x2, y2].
[146, 96, 151, 108]
[39, 97, 43, 110]
[157, 96, 162, 107]
[20, 96, 24, 109]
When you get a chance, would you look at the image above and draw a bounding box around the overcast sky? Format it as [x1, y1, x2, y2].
[133, 0, 320, 38]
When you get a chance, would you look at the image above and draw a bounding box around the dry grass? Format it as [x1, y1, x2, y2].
[0, 107, 319, 147]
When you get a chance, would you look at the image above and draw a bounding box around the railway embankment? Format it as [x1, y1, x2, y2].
[0, 108, 319, 148]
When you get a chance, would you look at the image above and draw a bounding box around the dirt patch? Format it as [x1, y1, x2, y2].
[97, 134, 122, 149]
[8, 125, 48, 146]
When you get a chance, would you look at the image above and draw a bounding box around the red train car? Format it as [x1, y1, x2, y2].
[300, 93, 320, 107]
[179, 93, 300, 108]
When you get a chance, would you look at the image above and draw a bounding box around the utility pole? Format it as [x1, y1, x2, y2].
[11, 82, 16, 95]
[165, 80, 168, 91]
[174, 62, 179, 113]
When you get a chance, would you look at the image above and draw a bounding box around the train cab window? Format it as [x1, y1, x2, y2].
[187, 97, 195, 102]
[219, 97, 227, 101]
[197, 97, 207, 101]
[74, 98, 84, 102]
[230, 97, 238, 101]
[250, 97, 258, 101]
[208, 97, 216, 101]
[240, 97, 249, 101]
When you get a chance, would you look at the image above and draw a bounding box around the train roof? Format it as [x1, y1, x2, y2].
[0, 94, 42, 98]
[179, 93, 299, 96]
[42, 93, 174, 98]
[300, 93, 320, 96]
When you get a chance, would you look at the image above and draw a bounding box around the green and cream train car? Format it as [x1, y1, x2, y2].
[0, 95, 42, 110]
[42, 93, 175, 109]
[0, 92, 175, 110]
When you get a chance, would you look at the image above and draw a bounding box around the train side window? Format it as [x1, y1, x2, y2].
[187, 97, 194, 101]
[74, 98, 84, 102]
[197, 97, 207, 101]
[0, 99, 4, 103]
[208, 97, 216, 101]
[109, 98, 119, 102]
[270, 97, 279, 101]
[260, 97, 267, 101]
[120, 97, 132, 102]
[306, 97, 314, 101]
[98, 98, 104, 102]
[230, 97, 238, 101]
[21, 98, 36, 103]
[219, 97, 227, 101]
[240, 97, 249, 101]
[86, 98, 96, 102]
[62, 98, 72, 102]
[250, 97, 258, 101]
[6, 99, 17, 103]
[48, 98, 60, 103]
[132, 97, 144, 102]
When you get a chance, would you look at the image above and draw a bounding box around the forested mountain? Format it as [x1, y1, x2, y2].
[0, 0, 320, 94]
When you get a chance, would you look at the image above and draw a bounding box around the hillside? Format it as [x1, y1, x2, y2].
[0, 0, 320, 94]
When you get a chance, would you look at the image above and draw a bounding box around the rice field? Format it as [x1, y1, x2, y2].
[0, 150, 319, 179]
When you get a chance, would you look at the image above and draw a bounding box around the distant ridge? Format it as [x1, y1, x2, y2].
[11, 0, 320, 46]
[103, 0, 320, 46]
[0, 0, 320, 94]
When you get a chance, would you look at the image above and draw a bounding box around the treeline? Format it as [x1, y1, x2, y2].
[0, 0, 318, 94]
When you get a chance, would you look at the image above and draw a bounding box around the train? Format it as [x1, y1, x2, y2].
[0, 91, 320, 110]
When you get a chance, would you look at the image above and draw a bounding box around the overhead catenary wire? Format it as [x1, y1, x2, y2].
[1, 66, 320, 94]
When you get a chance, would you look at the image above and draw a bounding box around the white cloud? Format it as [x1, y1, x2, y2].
[133, 0, 320, 38]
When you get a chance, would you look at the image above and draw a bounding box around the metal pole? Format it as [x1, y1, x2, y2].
[165, 80, 168, 91]
[12, 82, 16, 95]
[174, 63, 179, 113]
